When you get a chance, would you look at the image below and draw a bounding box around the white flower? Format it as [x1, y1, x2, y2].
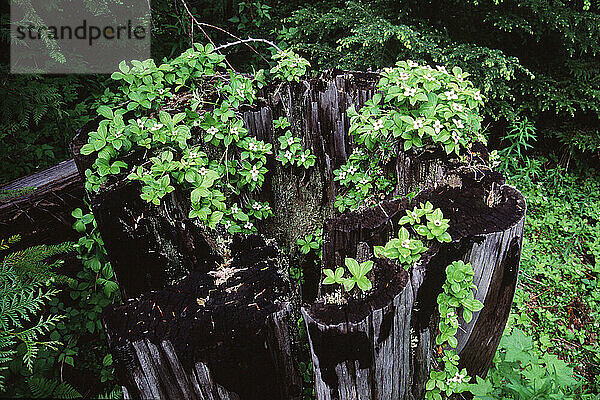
[230, 126, 239, 135]
[137, 118, 144, 129]
[264, 204, 271, 211]
[248, 142, 258, 151]
[413, 119, 424, 130]
[252, 202, 262, 210]
[401, 239, 411, 248]
[287, 137, 295, 146]
[448, 371, 466, 384]
[231, 204, 239, 214]
[158, 88, 165, 95]
[347, 166, 358, 175]
[452, 119, 464, 129]
[404, 87, 417, 97]
[473, 91, 482, 101]
[244, 222, 253, 230]
[250, 166, 260, 181]
[407, 60, 419, 67]
[433, 219, 443, 227]
[189, 151, 198, 159]
[114, 131, 122, 138]
[436, 65, 448, 74]
[433, 120, 443, 133]
[285, 150, 293, 160]
[338, 171, 347, 180]
[373, 119, 384, 130]
[150, 123, 163, 131]
[444, 90, 458, 100]
[447, 310, 455, 318]
[236, 88, 245, 97]
[193, 120, 201, 127]
[452, 132, 461, 144]
[383, 67, 393, 73]
[300, 153, 307, 163]
[207, 126, 219, 135]
[423, 73, 435, 82]
[359, 177, 369, 185]
[452, 103, 464, 112]
[224, 221, 232, 230]
[199, 167, 207, 176]
[398, 72, 410, 81]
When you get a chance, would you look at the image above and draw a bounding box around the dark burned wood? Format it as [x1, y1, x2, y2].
[69, 70, 528, 399]
[0, 159, 84, 246]
[302, 171, 526, 400]
[103, 235, 301, 400]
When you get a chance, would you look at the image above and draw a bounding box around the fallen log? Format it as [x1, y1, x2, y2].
[71, 70, 526, 399]
[0, 159, 84, 246]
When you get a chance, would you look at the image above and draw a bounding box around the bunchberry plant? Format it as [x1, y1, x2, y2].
[270, 49, 311, 82]
[373, 227, 427, 269]
[425, 260, 483, 400]
[275, 117, 316, 168]
[322, 257, 374, 292]
[333, 61, 485, 212]
[80, 44, 311, 237]
[400, 201, 452, 243]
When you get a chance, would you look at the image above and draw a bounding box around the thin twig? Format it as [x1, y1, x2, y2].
[214, 37, 282, 54]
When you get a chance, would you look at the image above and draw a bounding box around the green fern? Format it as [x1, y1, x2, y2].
[28, 376, 81, 399]
[0, 237, 72, 392]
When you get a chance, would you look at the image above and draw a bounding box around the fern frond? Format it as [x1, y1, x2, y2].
[28, 376, 82, 399]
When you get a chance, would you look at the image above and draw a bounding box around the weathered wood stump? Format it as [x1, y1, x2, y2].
[302, 172, 525, 399]
[72, 70, 526, 399]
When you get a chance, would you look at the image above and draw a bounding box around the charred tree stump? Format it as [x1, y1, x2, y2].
[302, 172, 525, 399]
[71, 70, 527, 399]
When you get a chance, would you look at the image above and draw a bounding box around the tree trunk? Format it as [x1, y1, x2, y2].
[71, 70, 526, 399]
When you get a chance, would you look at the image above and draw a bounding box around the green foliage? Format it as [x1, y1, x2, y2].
[373, 227, 427, 268]
[322, 257, 374, 292]
[270, 49, 311, 82]
[275, 118, 316, 168]
[0, 236, 72, 391]
[425, 260, 483, 400]
[334, 61, 484, 212]
[28, 376, 81, 399]
[470, 328, 579, 399]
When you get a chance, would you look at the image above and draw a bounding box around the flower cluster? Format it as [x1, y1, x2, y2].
[274, 118, 316, 169]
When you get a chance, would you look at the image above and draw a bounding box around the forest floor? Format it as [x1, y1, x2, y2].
[472, 161, 600, 398]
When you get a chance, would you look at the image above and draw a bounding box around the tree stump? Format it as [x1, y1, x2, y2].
[72, 70, 526, 399]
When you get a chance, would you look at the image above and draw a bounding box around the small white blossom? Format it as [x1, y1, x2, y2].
[404, 87, 417, 97]
[338, 171, 347, 180]
[347, 166, 358, 175]
[286, 137, 295, 146]
[150, 123, 164, 132]
[359, 177, 369, 185]
[236, 88, 245, 97]
[137, 118, 144, 129]
[300, 153, 307, 163]
[447, 371, 466, 384]
[433, 120, 443, 133]
[223, 221, 232, 230]
[444, 90, 458, 100]
[452, 132, 461, 144]
[230, 126, 239, 135]
[398, 72, 410, 81]
[248, 142, 258, 152]
[407, 60, 419, 67]
[158, 88, 165, 95]
[285, 150, 293, 160]
[436, 65, 448, 74]
[252, 202, 262, 210]
[423, 73, 435, 82]
[231, 204, 239, 214]
[207, 126, 219, 135]
[401, 239, 411, 248]
[413, 119, 424, 130]
[199, 167, 207, 176]
[373, 119, 384, 130]
[193, 120, 201, 127]
[250, 166, 260, 181]
[244, 222, 253, 230]
[452, 119, 464, 129]
[473, 91, 482, 101]
[452, 103, 464, 112]
[383, 67, 393, 73]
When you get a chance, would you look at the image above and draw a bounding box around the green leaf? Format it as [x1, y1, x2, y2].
[345, 258, 360, 277]
[97, 105, 114, 120]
